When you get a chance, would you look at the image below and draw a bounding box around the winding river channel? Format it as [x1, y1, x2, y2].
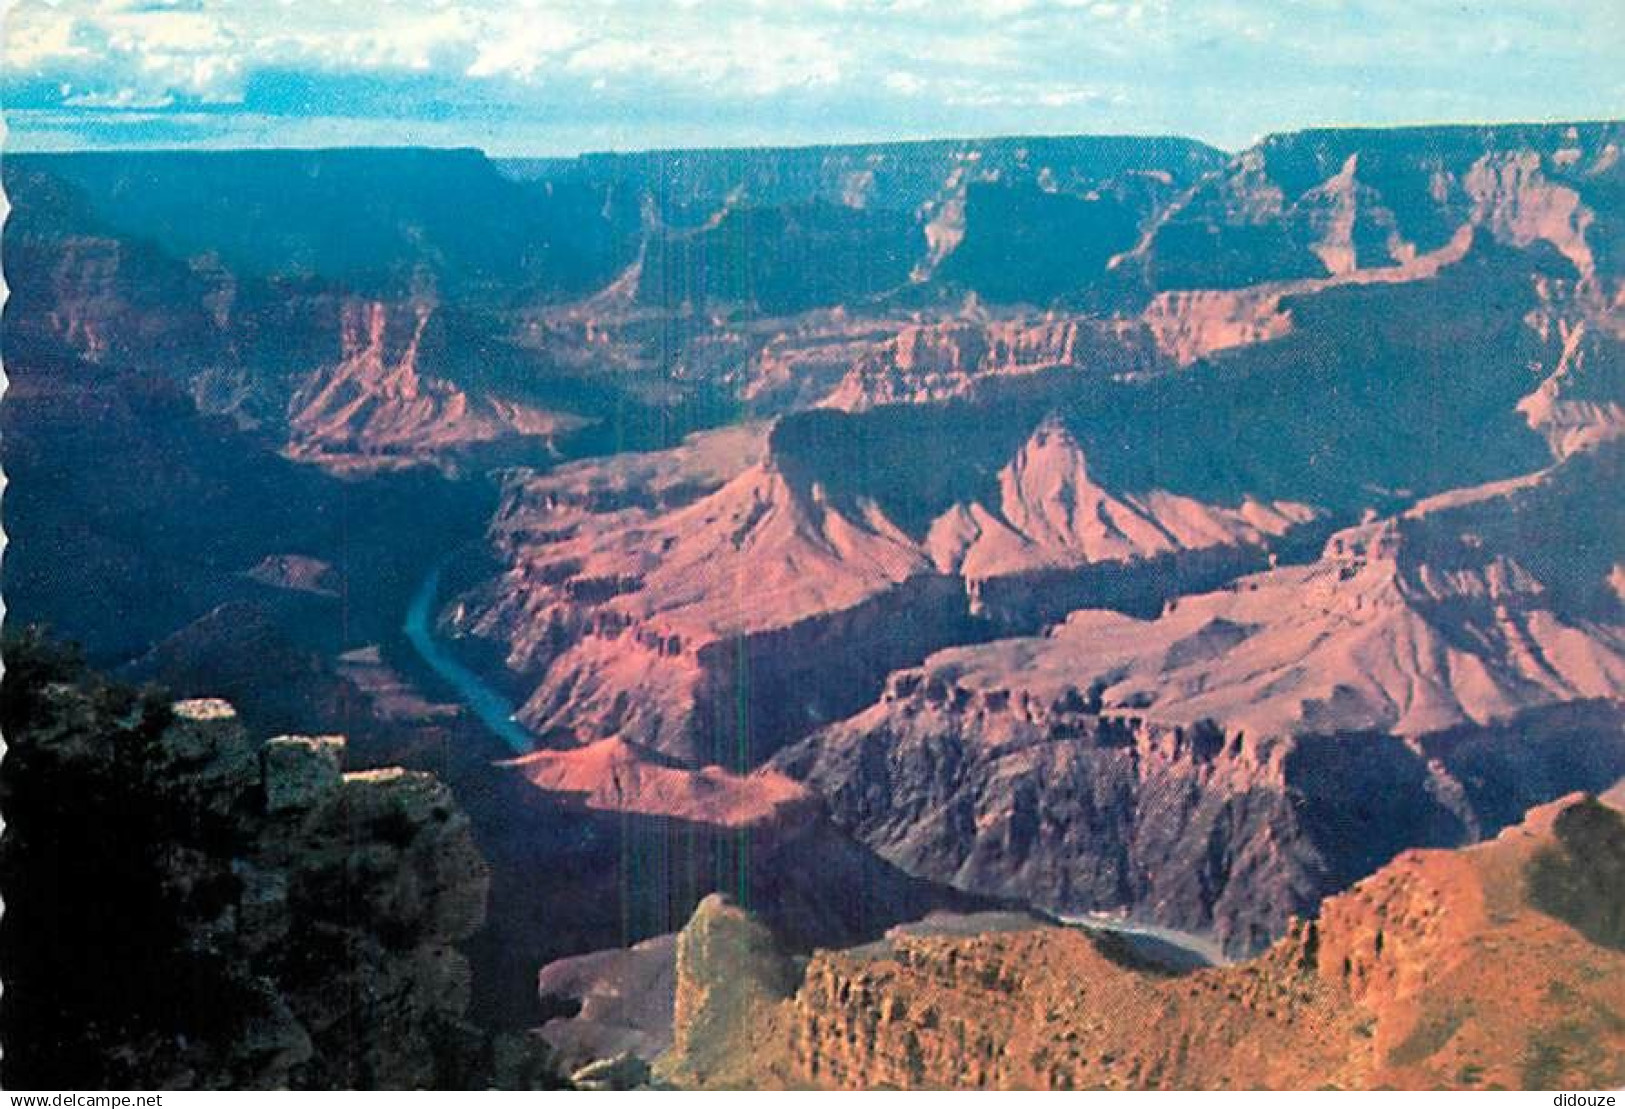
[402, 563, 536, 756]
[404, 564, 1229, 966]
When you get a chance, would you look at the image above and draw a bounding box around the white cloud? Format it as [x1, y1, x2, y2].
[884, 70, 924, 95]
[562, 38, 652, 76]
[338, 9, 474, 70]
[63, 86, 176, 107]
[5, 10, 92, 68]
[101, 8, 229, 53]
[3, 0, 1622, 152]
[562, 18, 843, 96]
[465, 10, 581, 78]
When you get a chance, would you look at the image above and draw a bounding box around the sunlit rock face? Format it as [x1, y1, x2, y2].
[662, 793, 1625, 1090]
[777, 440, 1625, 954]
[3, 123, 1625, 1093]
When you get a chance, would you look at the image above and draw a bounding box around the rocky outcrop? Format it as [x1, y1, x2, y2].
[939, 440, 1625, 741]
[779, 442, 1625, 953]
[1125, 122, 1623, 294]
[448, 423, 975, 763]
[1519, 315, 1625, 459]
[926, 417, 1317, 585]
[1139, 286, 1294, 364]
[812, 314, 1161, 411]
[534, 934, 679, 1071]
[451, 406, 1327, 765]
[1134, 215, 1476, 364]
[778, 663, 1625, 954]
[671, 792, 1625, 1089]
[0, 652, 520, 1089]
[660, 895, 802, 1086]
[503, 738, 814, 828]
[511, 733, 1002, 1073]
[570, 1052, 656, 1091]
[285, 300, 583, 473]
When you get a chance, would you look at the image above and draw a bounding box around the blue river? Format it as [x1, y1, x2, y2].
[402, 564, 536, 756]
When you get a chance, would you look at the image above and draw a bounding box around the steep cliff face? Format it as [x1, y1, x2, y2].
[1127, 122, 1624, 294]
[812, 314, 1161, 411]
[667, 792, 1625, 1090]
[1519, 314, 1625, 459]
[935, 440, 1625, 741]
[0, 648, 529, 1089]
[450, 402, 1327, 766]
[779, 440, 1625, 952]
[780, 657, 1625, 956]
[285, 300, 583, 473]
[662, 895, 802, 1086]
[512, 135, 1221, 312]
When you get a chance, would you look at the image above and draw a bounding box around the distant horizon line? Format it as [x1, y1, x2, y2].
[5, 116, 1622, 163]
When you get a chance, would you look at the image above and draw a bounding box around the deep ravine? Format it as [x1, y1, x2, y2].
[403, 562, 537, 756]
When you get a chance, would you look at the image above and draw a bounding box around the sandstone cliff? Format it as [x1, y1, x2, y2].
[1123, 122, 1622, 294]
[449, 405, 1326, 766]
[285, 300, 584, 473]
[665, 792, 1625, 1089]
[778, 439, 1625, 953]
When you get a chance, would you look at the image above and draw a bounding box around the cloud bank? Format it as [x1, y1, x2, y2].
[4, 0, 1622, 153]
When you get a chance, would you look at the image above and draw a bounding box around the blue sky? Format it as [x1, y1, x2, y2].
[4, 0, 1623, 155]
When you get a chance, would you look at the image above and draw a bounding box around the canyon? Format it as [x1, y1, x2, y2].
[660, 789, 1625, 1090]
[4, 120, 1624, 1087]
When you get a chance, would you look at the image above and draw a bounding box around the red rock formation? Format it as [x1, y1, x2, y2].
[926, 418, 1316, 583]
[504, 738, 812, 828]
[814, 315, 1158, 411]
[286, 300, 582, 472]
[449, 421, 961, 761]
[959, 441, 1625, 740]
[778, 440, 1625, 951]
[664, 792, 1625, 1090]
[450, 411, 1319, 764]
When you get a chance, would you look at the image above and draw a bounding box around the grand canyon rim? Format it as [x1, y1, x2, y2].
[1, 0, 1623, 1097]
